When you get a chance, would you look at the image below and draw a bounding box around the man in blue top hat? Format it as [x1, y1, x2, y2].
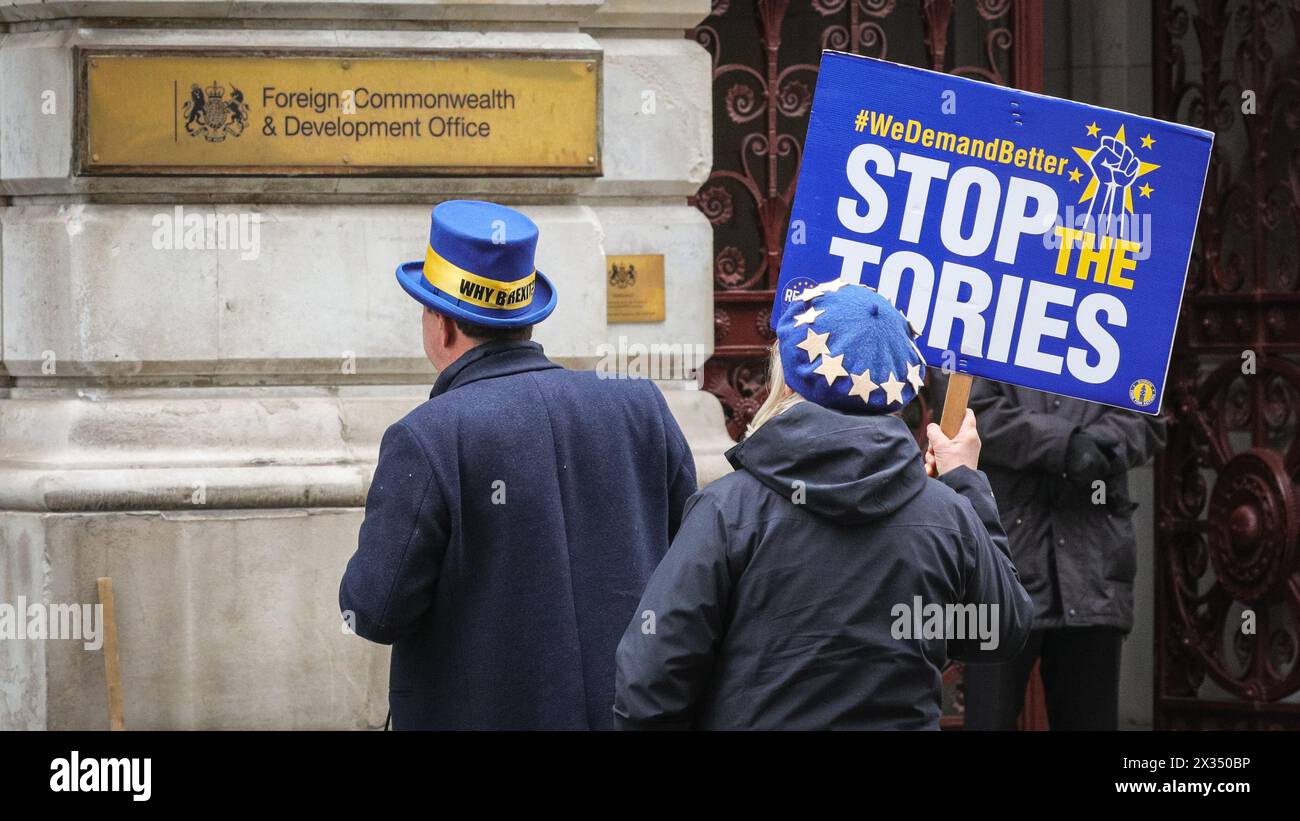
[340, 200, 698, 730]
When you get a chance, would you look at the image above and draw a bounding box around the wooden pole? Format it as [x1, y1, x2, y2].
[939, 372, 974, 438]
[97, 577, 126, 731]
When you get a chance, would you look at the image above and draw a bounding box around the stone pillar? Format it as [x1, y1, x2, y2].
[0, 0, 728, 729]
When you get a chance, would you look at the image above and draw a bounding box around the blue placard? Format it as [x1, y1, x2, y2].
[775, 52, 1214, 414]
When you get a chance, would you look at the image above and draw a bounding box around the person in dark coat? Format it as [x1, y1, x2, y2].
[613, 283, 1033, 730]
[339, 201, 697, 730]
[947, 378, 1166, 730]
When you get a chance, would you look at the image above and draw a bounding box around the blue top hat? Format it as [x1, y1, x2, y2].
[396, 200, 557, 327]
[776, 281, 928, 414]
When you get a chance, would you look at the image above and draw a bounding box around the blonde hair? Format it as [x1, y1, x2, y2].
[745, 342, 804, 438]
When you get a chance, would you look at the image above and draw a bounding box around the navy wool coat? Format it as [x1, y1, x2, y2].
[340, 340, 697, 729]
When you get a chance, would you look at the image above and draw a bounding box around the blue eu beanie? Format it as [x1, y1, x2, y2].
[775, 281, 927, 414]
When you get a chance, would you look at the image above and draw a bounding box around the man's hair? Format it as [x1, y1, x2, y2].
[429, 307, 532, 342]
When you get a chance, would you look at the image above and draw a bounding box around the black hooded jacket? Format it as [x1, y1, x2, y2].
[613, 401, 1033, 730]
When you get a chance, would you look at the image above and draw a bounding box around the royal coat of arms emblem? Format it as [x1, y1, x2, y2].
[182, 81, 250, 143]
[608, 262, 637, 289]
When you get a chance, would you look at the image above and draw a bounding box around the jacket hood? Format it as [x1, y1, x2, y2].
[726, 401, 928, 524]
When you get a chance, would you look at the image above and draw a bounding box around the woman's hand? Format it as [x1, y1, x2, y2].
[925, 408, 981, 476]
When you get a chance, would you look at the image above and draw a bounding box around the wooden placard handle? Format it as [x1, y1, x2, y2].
[939, 372, 974, 439]
[97, 577, 126, 731]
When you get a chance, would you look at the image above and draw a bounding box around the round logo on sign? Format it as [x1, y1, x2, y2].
[783, 277, 817, 306]
[1129, 379, 1157, 407]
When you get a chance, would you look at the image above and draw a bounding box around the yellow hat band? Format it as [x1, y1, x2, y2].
[422, 245, 537, 311]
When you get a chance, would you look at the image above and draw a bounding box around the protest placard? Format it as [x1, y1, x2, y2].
[775, 52, 1214, 416]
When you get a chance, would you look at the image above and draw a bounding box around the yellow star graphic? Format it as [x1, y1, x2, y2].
[1069, 168, 1083, 184]
[793, 305, 824, 327]
[1139, 182, 1153, 198]
[795, 284, 824, 301]
[813, 353, 848, 386]
[796, 328, 831, 362]
[847, 370, 879, 405]
[1071, 124, 1161, 214]
[881, 371, 907, 405]
[906, 362, 925, 393]
[819, 279, 850, 294]
[1140, 133, 1156, 149]
[1086, 121, 1100, 137]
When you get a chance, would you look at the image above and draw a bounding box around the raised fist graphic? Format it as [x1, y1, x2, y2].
[1091, 136, 1139, 188]
[1086, 135, 1140, 235]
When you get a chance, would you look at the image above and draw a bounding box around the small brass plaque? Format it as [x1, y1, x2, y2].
[81, 50, 600, 175]
[606, 254, 666, 323]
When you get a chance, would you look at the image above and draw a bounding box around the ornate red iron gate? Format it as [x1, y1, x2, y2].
[1152, 0, 1300, 729]
[690, 0, 1046, 728]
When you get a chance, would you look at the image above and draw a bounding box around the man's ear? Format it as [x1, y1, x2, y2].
[438, 311, 458, 350]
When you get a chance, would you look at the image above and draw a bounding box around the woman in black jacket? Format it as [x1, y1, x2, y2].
[613, 283, 1033, 730]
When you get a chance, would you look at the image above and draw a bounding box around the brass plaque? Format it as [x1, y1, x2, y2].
[606, 255, 666, 323]
[80, 50, 600, 175]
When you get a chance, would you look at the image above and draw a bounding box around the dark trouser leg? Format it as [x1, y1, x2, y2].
[961, 630, 1043, 730]
[1038, 626, 1125, 730]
